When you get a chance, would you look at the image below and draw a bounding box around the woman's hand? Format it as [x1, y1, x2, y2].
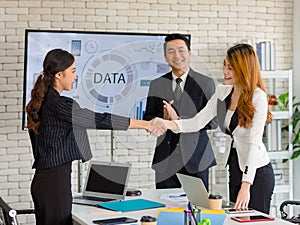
[149, 117, 167, 137]
[149, 117, 179, 136]
[234, 181, 251, 209]
[163, 100, 179, 120]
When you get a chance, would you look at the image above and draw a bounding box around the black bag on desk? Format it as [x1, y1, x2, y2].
[280, 200, 300, 223]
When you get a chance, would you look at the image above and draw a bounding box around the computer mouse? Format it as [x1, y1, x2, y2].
[126, 188, 142, 196]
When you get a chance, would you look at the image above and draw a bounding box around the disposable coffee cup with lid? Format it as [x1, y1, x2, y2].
[208, 194, 223, 210]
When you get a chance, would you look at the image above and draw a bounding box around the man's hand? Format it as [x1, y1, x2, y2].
[163, 100, 174, 120]
[149, 117, 167, 137]
[163, 100, 179, 120]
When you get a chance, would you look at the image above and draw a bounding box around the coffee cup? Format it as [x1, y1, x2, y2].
[140, 216, 157, 225]
[208, 194, 223, 210]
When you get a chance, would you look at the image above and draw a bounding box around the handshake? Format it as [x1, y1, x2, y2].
[148, 117, 168, 137]
[146, 100, 179, 137]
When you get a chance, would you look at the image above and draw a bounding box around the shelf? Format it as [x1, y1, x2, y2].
[261, 70, 292, 79]
[262, 70, 293, 203]
[270, 111, 290, 120]
[268, 151, 290, 159]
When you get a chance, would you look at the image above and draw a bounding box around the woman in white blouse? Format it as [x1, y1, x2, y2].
[159, 43, 275, 214]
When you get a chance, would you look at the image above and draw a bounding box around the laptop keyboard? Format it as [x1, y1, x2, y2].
[74, 195, 114, 202]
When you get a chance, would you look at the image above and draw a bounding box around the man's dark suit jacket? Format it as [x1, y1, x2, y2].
[143, 68, 217, 174]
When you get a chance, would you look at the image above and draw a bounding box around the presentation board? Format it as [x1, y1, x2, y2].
[22, 29, 191, 129]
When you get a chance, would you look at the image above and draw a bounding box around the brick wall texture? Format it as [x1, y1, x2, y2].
[0, 0, 293, 224]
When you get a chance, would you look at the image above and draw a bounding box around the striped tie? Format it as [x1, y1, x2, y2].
[174, 78, 182, 102]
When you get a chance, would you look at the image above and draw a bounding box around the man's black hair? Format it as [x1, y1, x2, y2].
[164, 33, 191, 51]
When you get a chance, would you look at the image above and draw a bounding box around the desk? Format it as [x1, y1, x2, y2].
[72, 188, 293, 225]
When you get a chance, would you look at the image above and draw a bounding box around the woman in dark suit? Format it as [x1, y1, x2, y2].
[26, 49, 162, 225]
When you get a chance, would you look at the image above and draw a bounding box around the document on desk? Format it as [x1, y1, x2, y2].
[97, 199, 165, 212]
[160, 192, 188, 204]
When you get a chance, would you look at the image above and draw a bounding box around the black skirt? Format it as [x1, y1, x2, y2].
[31, 162, 72, 225]
[228, 148, 275, 214]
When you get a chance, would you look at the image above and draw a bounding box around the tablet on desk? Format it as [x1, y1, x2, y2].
[231, 215, 275, 223]
[226, 208, 254, 214]
[92, 217, 137, 225]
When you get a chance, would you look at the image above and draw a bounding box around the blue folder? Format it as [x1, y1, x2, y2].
[97, 199, 165, 212]
[157, 212, 183, 225]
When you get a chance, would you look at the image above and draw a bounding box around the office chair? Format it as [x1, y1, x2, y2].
[280, 200, 300, 224]
[0, 197, 35, 225]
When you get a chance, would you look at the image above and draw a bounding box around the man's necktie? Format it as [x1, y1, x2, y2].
[174, 77, 183, 102]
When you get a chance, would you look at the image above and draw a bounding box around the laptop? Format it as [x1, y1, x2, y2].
[73, 161, 131, 206]
[176, 173, 210, 208]
[176, 173, 234, 209]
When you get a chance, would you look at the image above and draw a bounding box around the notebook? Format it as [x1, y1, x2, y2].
[73, 161, 131, 206]
[98, 198, 165, 212]
[176, 173, 234, 209]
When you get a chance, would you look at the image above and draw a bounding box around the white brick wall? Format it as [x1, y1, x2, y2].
[0, 0, 293, 224]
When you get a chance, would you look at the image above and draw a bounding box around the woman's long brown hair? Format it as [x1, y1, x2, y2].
[25, 49, 75, 133]
[227, 43, 272, 128]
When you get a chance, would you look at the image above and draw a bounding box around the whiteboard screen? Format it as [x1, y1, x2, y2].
[22, 29, 191, 129]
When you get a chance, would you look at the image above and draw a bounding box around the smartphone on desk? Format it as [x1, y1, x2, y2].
[225, 208, 254, 214]
[231, 215, 275, 223]
[92, 217, 138, 225]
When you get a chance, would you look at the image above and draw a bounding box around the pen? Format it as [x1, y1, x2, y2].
[169, 194, 187, 198]
[188, 202, 198, 225]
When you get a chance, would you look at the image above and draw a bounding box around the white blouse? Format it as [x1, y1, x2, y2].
[174, 84, 270, 184]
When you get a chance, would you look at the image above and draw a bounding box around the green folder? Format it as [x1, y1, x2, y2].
[97, 198, 165, 212]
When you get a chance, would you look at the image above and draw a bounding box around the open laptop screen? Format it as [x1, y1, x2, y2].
[82, 161, 131, 200]
[85, 163, 130, 195]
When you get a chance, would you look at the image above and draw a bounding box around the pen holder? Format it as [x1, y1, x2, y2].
[183, 209, 225, 225]
[184, 210, 190, 225]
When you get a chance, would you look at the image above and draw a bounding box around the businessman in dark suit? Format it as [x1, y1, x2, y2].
[143, 33, 217, 190]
